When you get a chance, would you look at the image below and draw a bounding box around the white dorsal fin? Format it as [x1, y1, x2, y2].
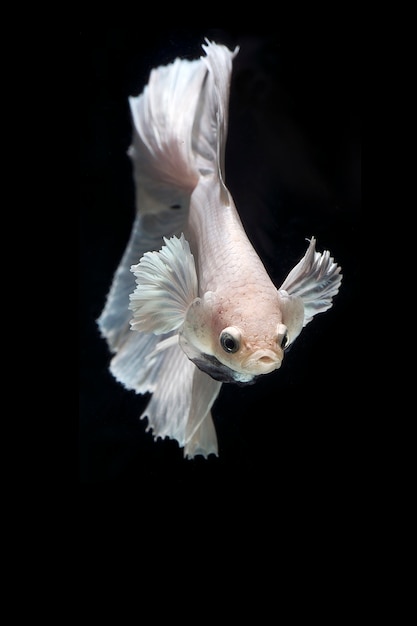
[129, 234, 198, 334]
[279, 237, 342, 326]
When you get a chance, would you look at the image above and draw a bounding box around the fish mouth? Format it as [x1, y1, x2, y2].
[242, 350, 282, 375]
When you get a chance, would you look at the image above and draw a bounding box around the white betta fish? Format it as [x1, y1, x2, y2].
[97, 40, 342, 459]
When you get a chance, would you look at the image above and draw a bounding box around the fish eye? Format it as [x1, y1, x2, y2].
[277, 324, 290, 350]
[220, 327, 241, 354]
[280, 331, 289, 349]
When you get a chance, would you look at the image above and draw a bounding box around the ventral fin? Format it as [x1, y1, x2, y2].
[279, 236, 342, 326]
[129, 233, 198, 335]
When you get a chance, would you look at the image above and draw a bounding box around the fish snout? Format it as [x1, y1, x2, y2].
[242, 349, 282, 375]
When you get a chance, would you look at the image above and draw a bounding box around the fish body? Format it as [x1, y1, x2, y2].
[178, 175, 304, 384]
[97, 40, 342, 458]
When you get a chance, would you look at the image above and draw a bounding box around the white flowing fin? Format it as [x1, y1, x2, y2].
[129, 233, 198, 335]
[97, 211, 186, 351]
[141, 340, 222, 458]
[192, 40, 239, 204]
[185, 367, 222, 449]
[109, 329, 168, 393]
[128, 55, 206, 200]
[184, 413, 218, 459]
[140, 341, 194, 444]
[200, 40, 239, 183]
[128, 40, 238, 214]
[279, 237, 343, 326]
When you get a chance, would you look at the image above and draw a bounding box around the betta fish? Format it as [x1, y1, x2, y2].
[97, 40, 342, 459]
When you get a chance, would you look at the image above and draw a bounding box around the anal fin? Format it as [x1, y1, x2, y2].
[184, 412, 218, 459]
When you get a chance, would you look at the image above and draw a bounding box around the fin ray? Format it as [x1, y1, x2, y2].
[279, 237, 342, 326]
[109, 329, 166, 393]
[97, 211, 188, 352]
[185, 367, 222, 445]
[139, 340, 222, 458]
[184, 412, 218, 459]
[129, 234, 198, 334]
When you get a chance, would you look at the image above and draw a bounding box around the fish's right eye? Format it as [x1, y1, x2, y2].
[220, 327, 241, 354]
[277, 323, 290, 350]
[280, 332, 289, 349]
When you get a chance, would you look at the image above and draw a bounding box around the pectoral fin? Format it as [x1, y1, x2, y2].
[129, 233, 198, 334]
[279, 237, 342, 326]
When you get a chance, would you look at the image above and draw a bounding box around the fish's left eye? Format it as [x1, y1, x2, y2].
[220, 327, 241, 354]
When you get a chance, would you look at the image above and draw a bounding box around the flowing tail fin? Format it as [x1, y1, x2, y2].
[128, 39, 239, 208]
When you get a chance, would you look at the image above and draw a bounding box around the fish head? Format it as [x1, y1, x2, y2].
[179, 290, 305, 384]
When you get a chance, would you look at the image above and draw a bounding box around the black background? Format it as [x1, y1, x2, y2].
[80, 27, 360, 503]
